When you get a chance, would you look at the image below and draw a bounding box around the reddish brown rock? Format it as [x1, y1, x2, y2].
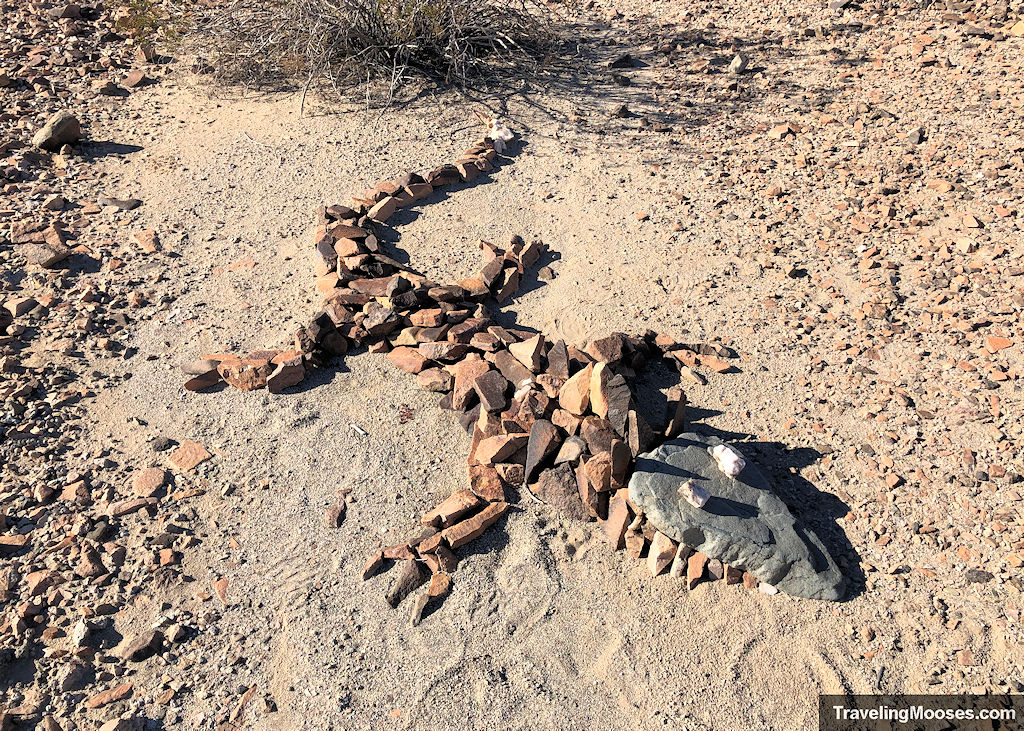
[441, 501, 509, 548]
[473, 434, 528, 465]
[648, 531, 676, 576]
[624, 529, 646, 558]
[590, 363, 631, 436]
[551, 409, 582, 434]
[386, 346, 430, 374]
[421, 489, 483, 528]
[558, 364, 592, 415]
[448, 357, 491, 410]
[468, 464, 506, 502]
[416, 367, 453, 392]
[168, 440, 210, 472]
[580, 417, 617, 454]
[362, 551, 385, 580]
[531, 464, 586, 519]
[86, 683, 133, 708]
[664, 387, 687, 438]
[368, 196, 398, 222]
[509, 334, 544, 372]
[609, 440, 630, 489]
[626, 409, 655, 457]
[603, 489, 632, 549]
[419, 342, 468, 361]
[473, 369, 509, 412]
[490, 349, 534, 389]
[325, 504, 346, 528]
[687, 551, 708, 590]
[725, 565, 744, 585]
[584, 452, 612, 492]
[267, 354, 305, 393]
[131, 229, 159, 253]
[184, 366, 222, 391]
[131, 468, 166, 498]
[386, 560, 429, 608]
[524, 419, 562, 482]
[585, 334, 625, 363]
[575, 458, 603, 519]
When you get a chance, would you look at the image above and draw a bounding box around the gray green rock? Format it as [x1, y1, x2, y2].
[628, 433, 846, 600]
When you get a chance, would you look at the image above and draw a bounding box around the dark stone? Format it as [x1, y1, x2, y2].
[628, 434, 846, 600]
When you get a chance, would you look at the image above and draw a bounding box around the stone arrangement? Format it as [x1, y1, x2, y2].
[185, 120, 845, 622]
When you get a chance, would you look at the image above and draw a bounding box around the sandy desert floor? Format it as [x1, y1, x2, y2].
[2, 0, 1023, 728]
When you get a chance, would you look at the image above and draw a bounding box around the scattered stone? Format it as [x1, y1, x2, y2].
[131, 467, 166, 497]
[168, 440, 211, 471]
[386, 560, 429, 608]
[32, 111, 81, 151]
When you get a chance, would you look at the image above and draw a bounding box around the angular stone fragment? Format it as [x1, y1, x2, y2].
[524, 419, 562, 482]
[86, 682, 133, 709]
[184, 365, 222, 392]
[121, 630, 163, 662]
[604, 489, 632, 549]
[131, 468, 166, 498]
[624, 529, 646, 558]
[474, 434, 528, 465]
[468, 464, 506, 502]
[386, 346, 430, 374]
[725, 565, 744, 585]
[664, 387, 687, 438]
[21, 240, 71, 268]
[325, 503, 346, 528]
[576, 458, 602, 519]
[626, 408, 655, 457]
[583, 452, 612, 493]
[707, 558, 724, 581]
[416, 367, 452, 392]
[419, 341, 467, 361]
[32, 111, 81, 151]
[609, 439, 630, 488]
[687, 551, 707, 589]
[368, 196, 398, 222]
[586, 334, 625, 363]
[428, 572, 451, 597]
[551, 409, 582, 434]
[168, 440, 210, 472]
[490, 349, 534, 389]
[131, 229, 159, 253]
[580, 417, 617, 454]
[509, 334, 544, 372]
[628, 434, 846, 600]
[386, 560, 429, 608]
[648, 531, 676, 576]
[669, 544, 691, 577]
[421, 489, 483, 528]
[554, 435, 586, 464]
[362, 551, 385, 580]
[558, 364, 592, 415]
[448, 357, 491, 410]
[590, 363, 631, 436]
[532, 464, 586, 519]
[473, 369, 509, 412]
[267, 355, 305, 393]
[441, 501, 509, 548]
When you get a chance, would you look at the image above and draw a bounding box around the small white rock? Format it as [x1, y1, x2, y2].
[710, 444, 746, 477]
[678, 479, 710, 508]
[758, 582, 779, 595]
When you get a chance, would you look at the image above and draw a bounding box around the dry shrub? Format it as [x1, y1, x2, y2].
[181, 0, 559, 102]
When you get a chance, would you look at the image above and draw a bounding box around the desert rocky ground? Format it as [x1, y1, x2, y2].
[2, 0, 1023, 728]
